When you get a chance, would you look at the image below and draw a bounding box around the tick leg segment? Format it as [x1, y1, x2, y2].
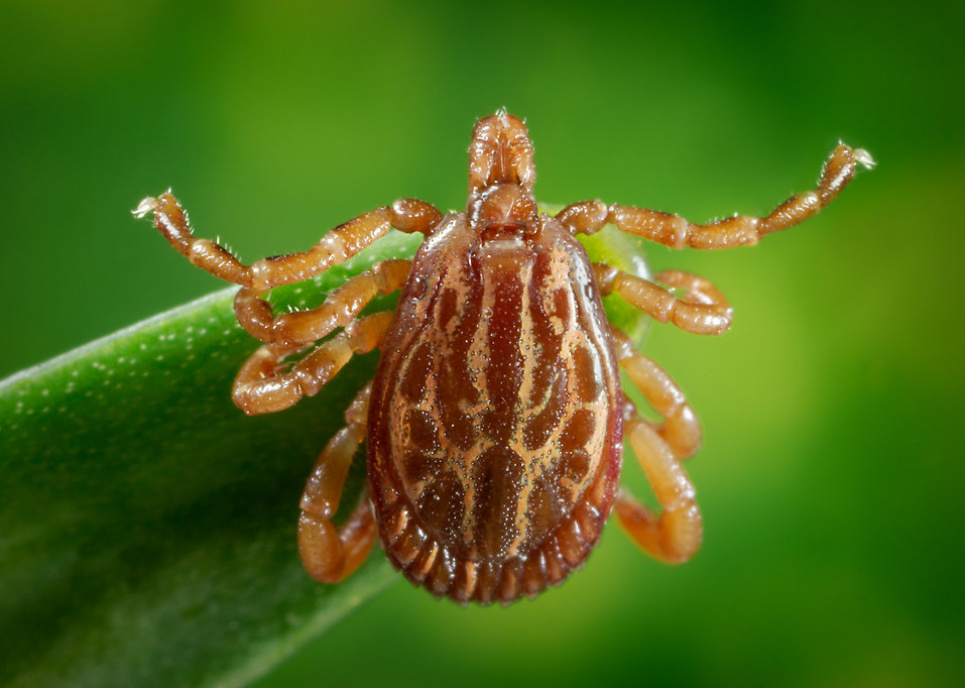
[555, 200, 609, 235]
[558, 144, 874, 248]
[596, 265, 733, 335]
[299, 382, 377, 583]
[610, 327, 702, 564]
[232, 311, 394, 415]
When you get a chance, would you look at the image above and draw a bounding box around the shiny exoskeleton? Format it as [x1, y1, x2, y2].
[135, 111, 873, 605]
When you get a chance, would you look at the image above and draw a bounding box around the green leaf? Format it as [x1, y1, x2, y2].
[0, 223, 648, 688]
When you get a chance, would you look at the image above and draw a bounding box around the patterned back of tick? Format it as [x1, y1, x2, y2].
[367, 215, 622, 604]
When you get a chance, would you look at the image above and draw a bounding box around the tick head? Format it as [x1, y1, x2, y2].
[467, 110, 539, 240]
[468, 110, 536, 196]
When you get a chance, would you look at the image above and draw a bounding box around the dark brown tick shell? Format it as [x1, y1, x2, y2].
[367, 212, 623, 605]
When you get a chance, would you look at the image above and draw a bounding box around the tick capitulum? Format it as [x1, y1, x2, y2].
[135, 110, 873, 605]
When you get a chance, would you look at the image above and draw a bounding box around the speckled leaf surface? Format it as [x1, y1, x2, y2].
[0, 224, 648, 688]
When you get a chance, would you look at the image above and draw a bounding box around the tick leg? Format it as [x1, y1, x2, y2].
[596, 264, 733, 335]
[234, 259, 412, 343]
[232, 311, 393, 415]
[134, 192, 440, 335]
[298, 382, 378, 583]
[558, 144, 874, 248]
[610, 327, 703, 564]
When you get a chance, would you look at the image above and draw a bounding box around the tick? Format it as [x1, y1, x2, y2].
[134, 111, 873, 605]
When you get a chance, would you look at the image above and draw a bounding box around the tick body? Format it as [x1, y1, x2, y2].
[135, 111, 873, 605]
[369, 207, 622, 602]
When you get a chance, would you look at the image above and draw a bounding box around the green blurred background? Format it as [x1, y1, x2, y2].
[2, 1, 962, 686]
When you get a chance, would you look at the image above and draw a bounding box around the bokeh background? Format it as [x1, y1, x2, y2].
[2, 1, 962, 686]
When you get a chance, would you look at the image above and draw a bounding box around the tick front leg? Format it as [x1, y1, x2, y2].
[596, 264, 733, 335]
[134, 193, 426, 288]
[610, 327, 703, 564]
[134, 193, 440, 337]
[558, 144, 874, 248]
[611, 144, 874, 248]
[299, 382, 377, 583]
[232, 311, 393, 414]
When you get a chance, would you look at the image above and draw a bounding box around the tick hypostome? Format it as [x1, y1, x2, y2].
[135, 111, 873, 605]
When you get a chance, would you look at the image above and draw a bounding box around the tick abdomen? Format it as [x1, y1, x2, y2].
[367, 215, 623, 604]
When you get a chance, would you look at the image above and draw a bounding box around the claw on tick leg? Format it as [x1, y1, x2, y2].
[133, 196, 157, 219]
[854, 148, 876, 169]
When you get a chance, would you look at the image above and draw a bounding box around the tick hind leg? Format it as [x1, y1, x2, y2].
[610, 327, 703, 564]
[299, 382, 377, 583]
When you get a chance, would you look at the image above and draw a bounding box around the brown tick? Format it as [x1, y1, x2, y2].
[134, 111, 873, 605]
